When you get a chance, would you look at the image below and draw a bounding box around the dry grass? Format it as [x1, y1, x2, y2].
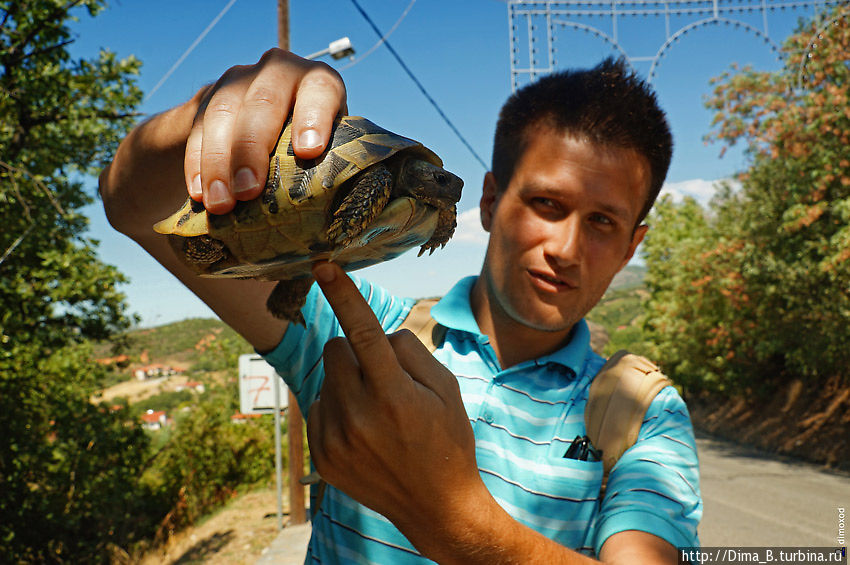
[136, 487, 285, 565]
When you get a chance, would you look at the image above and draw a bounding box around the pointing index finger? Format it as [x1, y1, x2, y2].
[313, 262, 400, 384]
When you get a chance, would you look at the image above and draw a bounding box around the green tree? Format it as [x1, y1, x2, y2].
[643, 7, 850, 394]
[0, 1, 146, 561]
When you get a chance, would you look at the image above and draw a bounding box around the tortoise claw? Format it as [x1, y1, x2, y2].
[418, 205, 456, 257]
[182, 235, 227, 265]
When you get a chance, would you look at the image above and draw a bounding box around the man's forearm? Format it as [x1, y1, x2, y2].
[99, 86, 207, 239]
[395, 482, 677, 565]
[398, 484, 598, 565]
[98, 85, 288, 352]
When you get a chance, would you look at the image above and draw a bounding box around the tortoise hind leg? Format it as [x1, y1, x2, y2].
[266, 278, 313, 325]
[327, 163, 393, 248]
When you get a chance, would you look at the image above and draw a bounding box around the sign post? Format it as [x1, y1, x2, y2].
[273, 367, 283, 530]
[238, 354, 293, 530]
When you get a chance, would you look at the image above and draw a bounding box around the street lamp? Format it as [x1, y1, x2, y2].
[306, 36, 355, 60]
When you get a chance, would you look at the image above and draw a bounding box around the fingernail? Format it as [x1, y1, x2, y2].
[298, 129, 321, 150]
[207, 179, 232, 207]
[313, 262, 336, 283]
[190, 174, 202, 199]
[233, 167, 259, 196]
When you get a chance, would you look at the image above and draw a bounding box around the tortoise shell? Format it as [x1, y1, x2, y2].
[154, 116, 460, 284]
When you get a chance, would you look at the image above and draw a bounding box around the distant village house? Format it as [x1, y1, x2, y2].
[94, 354, 130, 367]
[134, 364, 184, 381]
[175, 380, 205, 393]
[140, 409, 168, 431]
[231, 413, 263, 425]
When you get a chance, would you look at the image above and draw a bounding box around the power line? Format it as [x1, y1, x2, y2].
[146, 0, 238, 102]
[348, 0, 488, 171]
[339, 0, 416, 71]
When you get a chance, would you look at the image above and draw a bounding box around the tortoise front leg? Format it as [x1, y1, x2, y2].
[418, 204, 457, 256]
[327, 163, 393, 248]
[182, 235, 227, 264]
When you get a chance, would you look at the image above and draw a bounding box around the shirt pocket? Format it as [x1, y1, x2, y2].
[476, 446, 603, 551]
[528, 457, 603, 550]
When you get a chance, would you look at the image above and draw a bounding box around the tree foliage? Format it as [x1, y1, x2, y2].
[0, 0, 141, 348]
[0, 1, 146, 561]
[1, 343, 159, 562]
[148, 387, 275, 538]
[643, 7, 850, 394]
[0, 5, 283, 560]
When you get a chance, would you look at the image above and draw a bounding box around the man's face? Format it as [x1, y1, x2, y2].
[479, 128, 650, 334]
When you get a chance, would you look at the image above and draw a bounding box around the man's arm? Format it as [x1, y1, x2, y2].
[98, 49, 346, 351]
[307, 261, 678, 564]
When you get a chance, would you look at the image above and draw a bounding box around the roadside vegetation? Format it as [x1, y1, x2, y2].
[0, 3, 278, 562]
[641, 6, 849, 396]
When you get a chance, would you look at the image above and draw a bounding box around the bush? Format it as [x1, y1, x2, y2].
[0, 344, 158, 563]
[146, 388, 276, 537]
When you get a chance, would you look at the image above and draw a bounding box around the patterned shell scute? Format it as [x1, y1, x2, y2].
[278, 116, 421, 208]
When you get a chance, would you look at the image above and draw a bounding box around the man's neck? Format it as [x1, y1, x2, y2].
[469, 277, 576, 369]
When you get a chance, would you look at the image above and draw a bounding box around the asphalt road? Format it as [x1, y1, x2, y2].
[696, 431, 850, 548]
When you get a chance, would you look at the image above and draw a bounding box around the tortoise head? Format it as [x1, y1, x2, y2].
[398, 158, 463, 210]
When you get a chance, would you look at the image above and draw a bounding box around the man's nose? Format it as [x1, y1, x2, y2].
[545, 214, 583, 267]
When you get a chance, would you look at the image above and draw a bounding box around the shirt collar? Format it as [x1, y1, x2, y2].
[431, 275, 593, 377]
[430, 276, 482, 335]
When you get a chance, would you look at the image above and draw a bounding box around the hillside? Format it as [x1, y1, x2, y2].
[585, 265, 648, 356]
[94, 317, 242, 367]
[608, 264, 646, 291]
[90, 318, 278, 564]
[93, 318, 252, 405]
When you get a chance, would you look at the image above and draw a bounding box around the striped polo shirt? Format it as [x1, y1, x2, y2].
[263, 275, 702, 564]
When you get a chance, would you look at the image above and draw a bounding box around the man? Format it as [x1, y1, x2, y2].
[101, 50, 701, 563]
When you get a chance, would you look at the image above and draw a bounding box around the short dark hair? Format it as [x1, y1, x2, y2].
[491, 57, 672, 225]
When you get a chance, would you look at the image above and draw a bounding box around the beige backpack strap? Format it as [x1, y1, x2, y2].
[397, 298, 447, 353]
[586, 350, 672, 487]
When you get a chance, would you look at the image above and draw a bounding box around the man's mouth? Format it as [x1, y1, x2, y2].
[528, 269, 576, 289]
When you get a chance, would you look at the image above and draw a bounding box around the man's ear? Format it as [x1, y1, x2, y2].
[619, 223, 648, 271]
[480, 172, 499, 233]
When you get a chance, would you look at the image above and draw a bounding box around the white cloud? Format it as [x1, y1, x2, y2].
[660, 178, 741, 207]
[453, 207, 489, 245]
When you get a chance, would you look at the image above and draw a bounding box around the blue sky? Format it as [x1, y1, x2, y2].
[68, 0, 831, 327]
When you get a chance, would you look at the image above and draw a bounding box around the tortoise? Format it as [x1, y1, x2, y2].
[153, 115, 463, 324]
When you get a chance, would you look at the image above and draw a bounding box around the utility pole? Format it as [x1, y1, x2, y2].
[277, 0, 307, 528]
[277, 0, 290, 51]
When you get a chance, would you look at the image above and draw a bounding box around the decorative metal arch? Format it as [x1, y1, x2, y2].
[552, 20, 636, 75]
[795, 4, 850, 89]
[647, 17, 783, 83]
[508, 0, 844, 91]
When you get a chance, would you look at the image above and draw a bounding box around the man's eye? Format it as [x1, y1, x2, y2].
[532, 197, 558, 209]
[590, 213, 614, 226]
